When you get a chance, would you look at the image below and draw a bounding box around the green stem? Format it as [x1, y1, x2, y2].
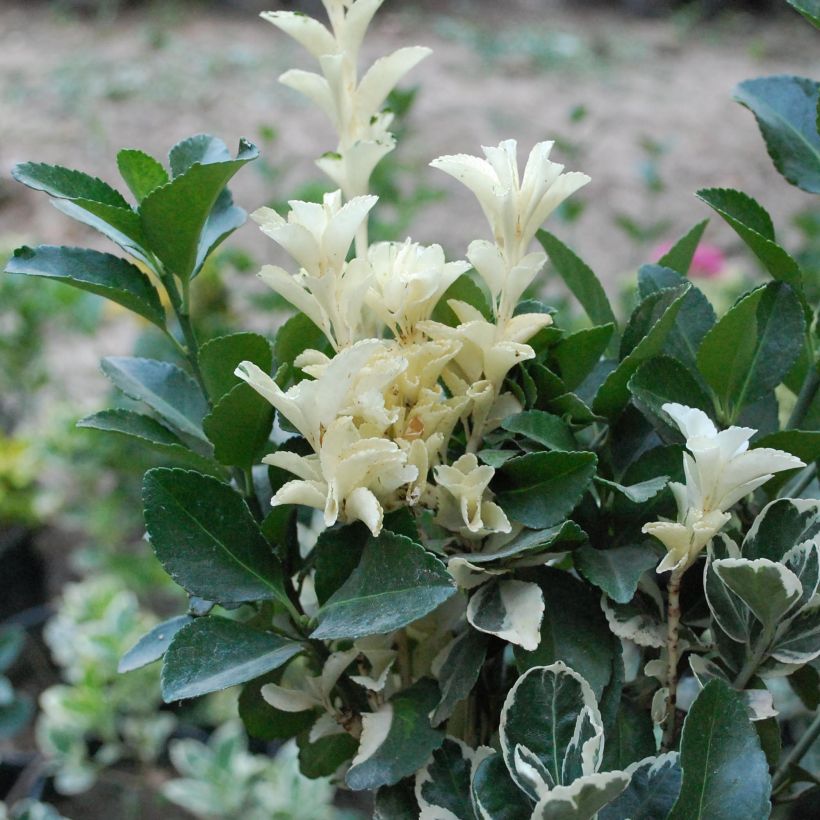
[662, 567, 684, 752]
[787, 362, 820, 430]
[732, 624, 775, 691]
[772, 711, 820, 792]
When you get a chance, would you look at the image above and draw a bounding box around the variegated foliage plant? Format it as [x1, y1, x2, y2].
[6, 1, 820, 818]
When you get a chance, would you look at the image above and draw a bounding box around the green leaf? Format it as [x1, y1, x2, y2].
[118, 615, 193, 673]
[117, 149, 169, 202]
[501, 662, 604, 798]
[551, 324, 614, 391]
[239, 671, 315, 741]
[311, 532, 456, 640]
[273, 312, 333, 388]
[471, 752, 534, 820]
[346, 678, 444, 790]
[501, 410, 576, 451]
[495, 451, 597, 529]
[161, 616, 300, 701]
[516, 569, 618, 700]
[770, 605, 820, 664]
[658, 220, 709, 275]
[0, 628, 25, 674]
[743, 498, 820, 562]
[599, 753, 682, 820]
[143, 468, 288, 604]
[593, 286, 689, 418]
[431, 273, 493, 325]
[531, 772, 630, 819]
[629, 356, 715, 428]
[140, 137, 258, 279]
[431, 628, 488, 726]
[467, 579, 544, 651]
[696, 189, 802, 288]
[705, 547, 750, 644]
[5, 245, 165, 328]
[538, 230, 618, 332]
[697, 282, 805, 421]
[596, 476, 669, 504]
[77, 409, 222, 475]
[169, 133, 233, 177]
[755, 430, 820, 465]
[787, 0, 820, 26]
[575, 544, 659, 604]
[600, 700, 657, 772]
[0, 693, 32, 741]
[313, 524, 368, 606]
[199, 332, 272, 401]
[734, 75, 820, 194]
[374, 781, 421, 820]
[12, 161, 130, 207]
[713, 558, 803, 629]
[51, 199, 149, 262]
[637, 265, 716, 372]
[203, 383, 274, 469]
[101, 357, 208, 442]
[415, 737, 477, 819]
[299, 731, 359, 779]
[668, 680, 771, 820]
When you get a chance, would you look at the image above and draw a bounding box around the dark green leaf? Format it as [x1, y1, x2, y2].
[431, 629, 488, 726]
[143, 468, 288, 604]
[161, 616, 301, 701]
[629, 355, 715, 429]
[273, 312, 333, 388]
[696, 189, 802, 288]
[0, 694, 32, 740]
[658, 220, 709, 275]
[787, 0, 820, 26]
[118, 615, 193, 674]
[169, 134, 233, 177]
[313, 524, 368, 606]
[12, 161, 129, 207]
[501, 410, 576, 451]
[199, 332, 272, 401]
[77, 409, 222, 475]
[374, 781, 421, 819]
[416, 737, 476, 819]
[140, 138, 258, 279]
[743, 498, 820, 561]
[0, 628, 24, 673]
[471, 752, 533, 820]
[600, 700, 657, 771]
[101, 357, 208, 442]
[551, 324, 614, 391]
[593, 286, 689, 418]
[50, 199, 149, 261]
[5, 245, 165, 328]
[346, 678, 444, 790]
[117, 149, 169, 202]
[734, 75, 820, 194]
[203, 383, 274, 469]
[516, 569, 618, 700]
[495, 451, 597, 529]
[599, 753, 682, 820]
[637, 265, 716, 372]
[575, 544, 659, 604]
[755, 430, 820, 465]
[299, 731, 359, 779]
[431, 273, 492, 325]
[697, 282, 805, 421]
[239, 670, 315, 742]
[311, 532, 456, 640]
[668, 680, 771, 820]
[538, 230, 618, 331]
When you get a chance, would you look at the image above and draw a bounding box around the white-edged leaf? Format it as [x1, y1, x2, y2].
[431, 629, 489, 727]
[531, 771, 630, 820]
[598, 752, 682, 820]
[467, 580, 544, 651]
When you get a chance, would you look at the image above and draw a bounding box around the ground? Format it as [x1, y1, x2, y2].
[1, 1, 819, 411]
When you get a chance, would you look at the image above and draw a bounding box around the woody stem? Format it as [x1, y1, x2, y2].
[662, 567, 684, 752]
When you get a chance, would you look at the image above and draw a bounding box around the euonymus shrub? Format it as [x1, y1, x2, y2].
[7, 1, 820, 818]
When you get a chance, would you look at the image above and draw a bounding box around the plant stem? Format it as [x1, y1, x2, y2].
[662, 567, 684, 752]
[732, 624, 774, 691]
[787, 363, 820, 430]
[772, 711, 820, 792]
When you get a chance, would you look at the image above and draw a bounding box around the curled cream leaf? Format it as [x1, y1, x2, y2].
[643, 403, 804, 573]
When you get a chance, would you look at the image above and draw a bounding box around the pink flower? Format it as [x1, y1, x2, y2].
[653, 240, 725, 279]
